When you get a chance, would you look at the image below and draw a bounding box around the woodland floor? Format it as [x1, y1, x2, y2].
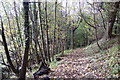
[48, 48, 110, 78]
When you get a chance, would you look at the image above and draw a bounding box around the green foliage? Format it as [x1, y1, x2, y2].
[108, 57, 117, 66]
[101, 39, 116, 49]
[83, 42, 101, 55]
[55, 49, 73, 57]
[106, 55, 119, 77]
[101, 41, 119, 77]
[74, 26, 87, 48]
[32, 64, 39, 72]
[49, 61, 58, 69]
[110, 64, 120, 74]
[83, 37, 119, 78]
[49, 49, 73, 69]
[49, 49, 73, 68]
[64, 49, 73, 54]
[66, 20, 93, 49]
[112, 23, 120, 35]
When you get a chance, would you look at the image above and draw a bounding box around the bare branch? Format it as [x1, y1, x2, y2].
[87, 2, 106, 30]
[80, 12, 96, 29]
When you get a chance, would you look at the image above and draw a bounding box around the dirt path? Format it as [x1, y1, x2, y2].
[49, 48, 108, 78]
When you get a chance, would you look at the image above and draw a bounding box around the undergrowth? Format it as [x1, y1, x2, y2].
[49, 49, 73, 69]
[54, 49, 73, 57]
[105, 45, 120, 78]
[83, 38, 119, 78]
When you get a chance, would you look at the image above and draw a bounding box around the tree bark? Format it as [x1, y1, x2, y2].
[52, 1, 57, 61]
[0, 16, 19, 76]
[38, 2, 47, 64]
[45, 1, 51, 62]
[19, 2, 30, 80]
[64, 0, 68, 50]
[70, 27, 74, 49]
[33, 3, 41, 64]
[107, 2, 120, 38]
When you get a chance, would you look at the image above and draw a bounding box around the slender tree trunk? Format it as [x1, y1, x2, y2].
[93, 2, 102, 50]
[38, 2, 47, 64]
[0, 16, 19, 76]
[59, 2, 62, 53]
[64, 0, 68, 50]
[14, 2, 23, 46]
[33, 3, 41, 64]
[14, 2, 23, 69]
[2, 2, 21, 70]
[52, 1, 57, 61]
[70, 27, 74, 49]
[45, 1, 51, 62]
[19, 2, 30, 80]
[61, 39, 65, 56]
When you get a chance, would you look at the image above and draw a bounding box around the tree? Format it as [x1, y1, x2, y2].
[0, 15, 19, 76]
[107, 2, 120, 38]
[45, 1, 51, 62]
[52, 0, 57, 61]
[38, 2, 47, 64]
[19, 2, 30, 80]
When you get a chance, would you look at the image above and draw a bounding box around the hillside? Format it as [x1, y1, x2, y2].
[48, 37, 119, 78]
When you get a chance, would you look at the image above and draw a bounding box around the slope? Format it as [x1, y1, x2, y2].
[49, 37, 119, 78]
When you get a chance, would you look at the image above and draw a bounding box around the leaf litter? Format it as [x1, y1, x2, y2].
[48, 48, 112, 78]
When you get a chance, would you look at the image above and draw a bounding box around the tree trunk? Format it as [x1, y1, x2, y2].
[33, 3, 41, 64]
[38, 2, 47, 64]
[1, 16, 19, 76]
[52, 1, 57, 61]
[45, 1, 51, 62]
[14, 2, 23, 46]
[107, 2, 120, 38]
[19, 2, 30, 80]
[70, 27, 74, 49]
[64, 0, 68, 50]
[61, 39, 65, 56]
